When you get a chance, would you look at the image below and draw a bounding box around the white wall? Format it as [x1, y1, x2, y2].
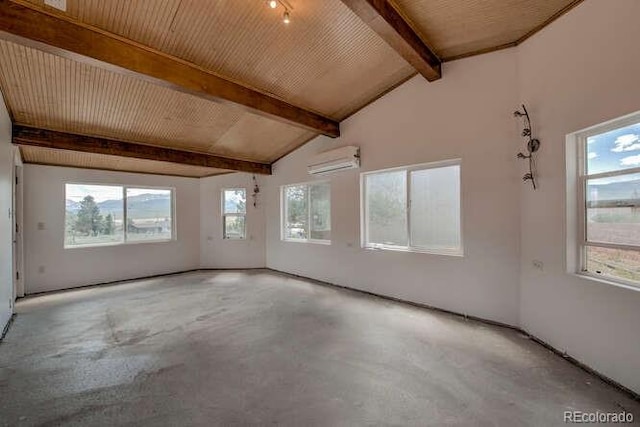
[517, 0, 640, 394]
[23, 165, 201, 294]
[200, 173, 266, 269]
[265, 49, 522, 326]
[0, 92, 13, 332]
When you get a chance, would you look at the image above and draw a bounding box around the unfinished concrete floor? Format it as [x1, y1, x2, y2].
[0, 270, 638, 426]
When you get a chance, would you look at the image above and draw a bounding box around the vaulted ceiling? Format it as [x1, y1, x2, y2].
[0, 0, 581, 177]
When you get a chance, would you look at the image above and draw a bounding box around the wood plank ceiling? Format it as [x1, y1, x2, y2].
[0, 0, 581, 177]
[393, 0, 583, 60]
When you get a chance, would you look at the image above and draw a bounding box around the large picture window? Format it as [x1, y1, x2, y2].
[65, 184, 174, 248]
[361, 160, 462, 256]
[282, 182, 331, 243]
[577, 117, 640, 287]
[222, 188, 247, 239]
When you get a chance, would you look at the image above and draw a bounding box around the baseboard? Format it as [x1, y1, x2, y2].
[197, 267, 267, 271]
[266, 268, 519, 329]
[0, 313, 15, 343]
[525, 334, 640, 402]
[21, 268, 270, 299]
[21, 268, 202, 298]
[267, 268, 640, 402]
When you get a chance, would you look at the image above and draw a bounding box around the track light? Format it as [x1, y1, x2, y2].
[265, 0, 292, 25]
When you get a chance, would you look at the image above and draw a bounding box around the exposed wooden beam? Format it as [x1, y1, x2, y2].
[339, 0, 441, 81]
[12, 125, 272, 175]
[0, 0, 339, 138]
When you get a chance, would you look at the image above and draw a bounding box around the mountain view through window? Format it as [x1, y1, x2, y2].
[65, 184, 173, 247]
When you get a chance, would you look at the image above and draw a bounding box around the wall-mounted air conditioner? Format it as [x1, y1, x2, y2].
[308, 146, 360, 176]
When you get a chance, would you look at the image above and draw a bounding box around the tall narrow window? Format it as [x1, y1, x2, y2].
[578, 117, 640, 287]
[282, 182, 331, 243]
[222, 188, 247, 239]
[310, 182, 331, 241]
[65, 184, 174, 248]
[362, 160, 462, 255]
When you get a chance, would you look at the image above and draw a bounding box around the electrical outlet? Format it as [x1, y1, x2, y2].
[38, 266, 45, 274]
[44, 0, 66, 11]
[37, 222, 45, 231]
[532, 260, 544, 271]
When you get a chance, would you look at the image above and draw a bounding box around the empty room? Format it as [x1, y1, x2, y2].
[0, 0, 639, 425]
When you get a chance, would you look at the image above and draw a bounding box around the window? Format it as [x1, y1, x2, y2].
[222, 188, 246, 239]
[361, 160, 461, 255]
[282, 181, 331, 243]
[576, 116, 640, 287]
[65, 184, 174, 248]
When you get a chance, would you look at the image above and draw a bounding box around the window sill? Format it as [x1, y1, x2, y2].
[64, 238, 175, 249]
[363, 245, 463, 257]
[573, 271, 640, 293]
[282, 239, 331, 245]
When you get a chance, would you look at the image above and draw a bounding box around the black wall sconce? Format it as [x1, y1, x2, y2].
[514, 104, 540, 190]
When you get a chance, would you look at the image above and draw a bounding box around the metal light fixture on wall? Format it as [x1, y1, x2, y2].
[514, 104, 541, 190]
[252, 175, 260, 208]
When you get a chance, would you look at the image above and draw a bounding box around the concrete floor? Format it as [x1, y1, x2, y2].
[0, 270, 638, 426]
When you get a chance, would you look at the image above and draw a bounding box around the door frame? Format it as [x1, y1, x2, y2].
[12, 149, 23, 299]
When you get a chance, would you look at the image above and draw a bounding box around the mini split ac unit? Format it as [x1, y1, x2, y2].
[307, 146, 360, 176]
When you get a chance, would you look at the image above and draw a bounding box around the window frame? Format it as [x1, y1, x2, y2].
[64, 182, 176, 249]
[575, 116, 640, 289]
[221, 187, 247, 240]
[281, 180, 331, 245]
[360, 159, 463, 256]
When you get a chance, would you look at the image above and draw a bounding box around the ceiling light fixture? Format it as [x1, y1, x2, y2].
[265, 0, 292, 25]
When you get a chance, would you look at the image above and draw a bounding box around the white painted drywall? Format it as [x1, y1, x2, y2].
[0, 91, 13, 332]
[265, 49, 522, 326]
[23, 165, 201, 294]
[200, 173, 266, 269]
[517, 0, 640, 393]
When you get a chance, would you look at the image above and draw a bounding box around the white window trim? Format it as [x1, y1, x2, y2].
[569, 111, 640, 290]
[222, 187, 247, 240]
[281, 180, 331, 245]
[64, 182, 176, 249]
[360, 158, 463, 257]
